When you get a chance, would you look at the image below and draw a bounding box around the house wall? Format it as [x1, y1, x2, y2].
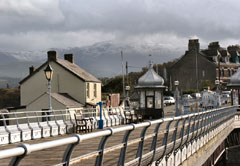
[86, 82, 102, 105]
[21, 63, 49, 106]
[21, 61, 86, 106]
[26, 93, 66, 111]
[170, 51, 216, 91]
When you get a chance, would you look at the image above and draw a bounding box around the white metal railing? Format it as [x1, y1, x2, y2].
[0, 106, 237, 166]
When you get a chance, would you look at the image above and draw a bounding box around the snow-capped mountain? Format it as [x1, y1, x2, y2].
[0, 41, 184, 80]
[54, 41, 183, 77]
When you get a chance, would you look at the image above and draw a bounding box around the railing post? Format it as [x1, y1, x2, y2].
[156, 120, 173, 163]
[118, 124, 135, 166]
[177, 118, 187, 149]
[188, 115, 197, 143]
[62, 134, 81, 166]
[136, 121, 151, 165]
[9, 144, 31, 166]
[193, 113, 203, 140]
[149, 122, 162, 164]
[95, 128, 113, 166]
[167, 119, 181, 158]
[181, 116, 192, 148]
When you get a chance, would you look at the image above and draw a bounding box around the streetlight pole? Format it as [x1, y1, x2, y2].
[195, 49, 199, 90]
[121, 51, 125, 99]
[48, 79, 52, 110]
[174, 80, 180, 116]
[215, 80, 220, 107]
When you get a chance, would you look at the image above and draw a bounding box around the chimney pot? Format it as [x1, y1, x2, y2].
[29, 66, 35, 75]
[64, 54, 74, 63]
[47, 50, 58, 61]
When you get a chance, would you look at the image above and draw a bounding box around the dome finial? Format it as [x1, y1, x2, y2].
[148, 54, 153, 68]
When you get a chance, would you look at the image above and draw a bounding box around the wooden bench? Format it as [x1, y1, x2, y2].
[74, 112, 93, 133]
[124, 110, 143, 124]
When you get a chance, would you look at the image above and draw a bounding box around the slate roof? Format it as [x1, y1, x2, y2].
[56, 59, 101, 82]
[20, 58, 101, 84]
[51, 93, 84, 108]
[202, 49, 221, 57]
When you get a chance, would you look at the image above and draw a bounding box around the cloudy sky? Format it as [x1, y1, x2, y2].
[0, 0, 240, 52]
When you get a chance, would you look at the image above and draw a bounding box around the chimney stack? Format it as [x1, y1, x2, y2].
[208, 41, 220, 50]
[64, 54, 74, 63]
[29, 66, 35, 75]
[47, 50, 58, 61]
[188, 39, 200, 52]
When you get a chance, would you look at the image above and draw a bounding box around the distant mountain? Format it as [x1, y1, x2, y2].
[54, 42, 183, 77]
[0, 41, 184, 80]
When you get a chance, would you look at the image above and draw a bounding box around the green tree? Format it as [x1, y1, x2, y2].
[0, 88, 20, 109]
[200, 80, 215, 90]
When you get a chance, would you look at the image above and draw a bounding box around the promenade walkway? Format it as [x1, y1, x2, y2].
[0, 105, 233, 166]
[0, 123, 164, 166]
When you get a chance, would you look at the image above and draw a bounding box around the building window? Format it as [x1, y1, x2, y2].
[94, 83, 97, 98]
[86, 83, 90, 98]
[147, 97, 154, 108]
[155, 91, 162, 109]
[221, 69, 224, 77]
[228, 69, 231, 77]
[140, 91, 145, 108]
[202, 70, 205, 77]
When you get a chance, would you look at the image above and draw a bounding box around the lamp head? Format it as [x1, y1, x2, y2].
[174, 80, 179, 86]
[44, 64, 53, 81]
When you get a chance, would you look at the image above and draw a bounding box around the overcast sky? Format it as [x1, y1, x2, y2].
[0, 0, 240, 51]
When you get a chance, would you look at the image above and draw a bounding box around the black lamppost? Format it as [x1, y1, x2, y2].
[44, 64, 53, 110]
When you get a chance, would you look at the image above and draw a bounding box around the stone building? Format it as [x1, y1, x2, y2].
[170, 39, 240, 91]
[19, 51, 101, 111]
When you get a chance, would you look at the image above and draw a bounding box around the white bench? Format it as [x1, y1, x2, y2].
[0, 126, 9, 145]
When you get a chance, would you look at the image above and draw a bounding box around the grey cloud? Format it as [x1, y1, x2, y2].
[0, 0, 240, 51]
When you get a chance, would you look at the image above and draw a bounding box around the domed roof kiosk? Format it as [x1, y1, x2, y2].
[227, 68, 240, 106]
[135, 61, 166, 119]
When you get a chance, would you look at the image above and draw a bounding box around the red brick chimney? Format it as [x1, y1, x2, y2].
[64, 54, 74, 63]
[47, 50, 58, 61]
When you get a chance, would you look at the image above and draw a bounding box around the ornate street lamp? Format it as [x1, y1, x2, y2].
[44, 64, 53, 110]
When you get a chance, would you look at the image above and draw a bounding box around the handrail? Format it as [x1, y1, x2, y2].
[0, 106, 237, 166]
